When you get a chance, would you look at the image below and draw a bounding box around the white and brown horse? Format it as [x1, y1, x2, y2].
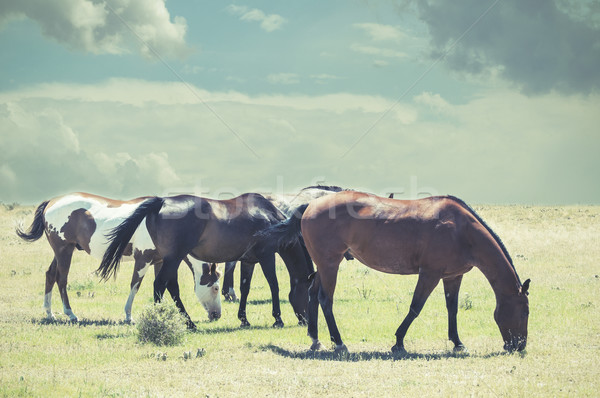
[16, 192, 222, 323]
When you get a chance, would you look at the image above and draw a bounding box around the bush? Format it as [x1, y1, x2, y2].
[137, 300, 187, 346]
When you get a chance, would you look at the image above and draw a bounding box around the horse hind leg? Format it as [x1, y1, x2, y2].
[55, 246, 78, 321]
[316, 260, 346, 353]
[124, 258, 152, 323]
[392, 271, 441, 354]
[443, 275, 466, 352]
[44, 258, 58, 320]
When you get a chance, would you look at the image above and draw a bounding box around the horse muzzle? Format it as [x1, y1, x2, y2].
[209, 311, 221, 321]
[504, 337, 526, 352]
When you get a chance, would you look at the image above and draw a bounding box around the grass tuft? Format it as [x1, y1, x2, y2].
[136, 300, 187, 346]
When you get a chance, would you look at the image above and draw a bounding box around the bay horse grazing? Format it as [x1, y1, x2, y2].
[98, 193, 313, 329]
[263, 191, 530, 353]
[220, 185, 348, 302]
[16, 193, 222, 323]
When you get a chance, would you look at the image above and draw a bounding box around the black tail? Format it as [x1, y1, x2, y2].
[16, 200, 50, 242]
[97, 197, 164, 280]
[256, 204, 309, 249]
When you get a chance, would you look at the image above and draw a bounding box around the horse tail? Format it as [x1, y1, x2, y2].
[16, 200, 50, 242]
[447, 195, 520, 283]
[97, 197, 164, 281]
[257, 204, 309, 249]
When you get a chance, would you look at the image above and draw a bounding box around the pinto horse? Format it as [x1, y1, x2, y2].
[220, 185, 347, 302]
[262, 191, 530, 353]
[98, 193, 313, 329]
[16, 193, 222, 323]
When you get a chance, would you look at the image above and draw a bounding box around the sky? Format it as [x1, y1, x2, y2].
[0, 0, 599, 205]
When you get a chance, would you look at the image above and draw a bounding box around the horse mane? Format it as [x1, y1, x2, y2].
[301, 184, 345, 192]
[446, 195, 521, 285]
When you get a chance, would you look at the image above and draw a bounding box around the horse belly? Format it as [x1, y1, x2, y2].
[349, 246, 420, 275]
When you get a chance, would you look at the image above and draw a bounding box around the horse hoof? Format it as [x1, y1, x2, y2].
[391, 344, 407, 355]
[240, 319, 251, 328]
[453, 345, 468, 353]
[272, 319, 284, 328]
[310, 341, 324, 351]
[186, 321, 197, 330]
[334, 344, 348, 355]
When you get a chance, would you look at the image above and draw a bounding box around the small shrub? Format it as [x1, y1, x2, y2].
[460, 293, 473, 310]
[137, 300, 187, 346]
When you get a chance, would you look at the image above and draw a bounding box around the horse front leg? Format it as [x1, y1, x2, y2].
[222, 261, 238, 302]
[237, 261, 255, 327]
[307, 272, 323, 350]
[392, 271, 440, 354]
[258, 253, 283, 328]
[443, 275, 466, 352]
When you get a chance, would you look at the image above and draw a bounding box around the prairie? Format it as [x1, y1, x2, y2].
[0, 203, 598, 397]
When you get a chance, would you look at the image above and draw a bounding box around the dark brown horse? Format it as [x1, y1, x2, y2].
[262, 191, 530, 353]
[98, 193, 313, 329]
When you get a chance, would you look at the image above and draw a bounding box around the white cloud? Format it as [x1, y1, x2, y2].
[226, 5, 286, 32]
[0, 0, 189, 59]
[350, 43, 407, 58]
[413, 92, 452, 114]
[267, 73, 300, 85]
[0, 102, 180, 202]
[354, 23, 405, 41]
[373, 60, 389, 68]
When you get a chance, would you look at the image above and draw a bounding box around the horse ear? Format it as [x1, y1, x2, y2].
[522, 279, 530, 295]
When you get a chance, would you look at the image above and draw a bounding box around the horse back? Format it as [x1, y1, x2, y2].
[302, 192, 475, 276]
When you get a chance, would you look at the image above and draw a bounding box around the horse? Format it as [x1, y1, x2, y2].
[220, 185, 348, 302]
[16, 192, 222, 324]
[97, 193, 313, 329]
[261, 191, 530, 353]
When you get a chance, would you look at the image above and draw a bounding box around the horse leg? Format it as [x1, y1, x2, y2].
[124, 257, 151, 323]
[316, 261, 346, 353]
[237, 261, 255, 327]
[157, 257, 195, 330]
[307, 272, 324, 351]
[222, 261, 237, 302]
[392, 271, 441, 353]
[443, 275, 466, 352]
[43, 258, 58, 320]
[55, 245, 77, 321]
[258, 252, 283, 328]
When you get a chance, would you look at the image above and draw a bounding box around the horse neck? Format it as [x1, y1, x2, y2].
[470, 229, 521, 297]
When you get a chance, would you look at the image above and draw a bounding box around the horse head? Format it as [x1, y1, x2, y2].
[192, 262, 222, 321]
[494, 279, 530, 352]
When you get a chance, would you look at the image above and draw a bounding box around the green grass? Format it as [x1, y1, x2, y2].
[0, 204, 599, 396]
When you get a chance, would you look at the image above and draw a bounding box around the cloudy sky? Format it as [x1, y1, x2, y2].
[1, 0, 599, 204]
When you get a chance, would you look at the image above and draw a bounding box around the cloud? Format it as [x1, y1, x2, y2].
[405, 0, 600, 95]
[1, 79, 598, 204]
[354, 23, 405, 41]
[0, 0, 189, 59]
[267, 73, 300, 85]
[0, 102, 180, 203]
[226, 5, 286, 32]
[350, 43, 407, 58]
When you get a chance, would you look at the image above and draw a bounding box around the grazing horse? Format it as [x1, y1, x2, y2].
[98, 193, 313, 329]
[220, 185, 348, 301]
[262, 191, 530, 353]
[16, 193, 222, 323]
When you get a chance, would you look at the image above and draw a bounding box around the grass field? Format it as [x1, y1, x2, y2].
[0, 203, 599, 397]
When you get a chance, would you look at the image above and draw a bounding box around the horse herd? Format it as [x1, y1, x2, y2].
[17, 185, 530, 354]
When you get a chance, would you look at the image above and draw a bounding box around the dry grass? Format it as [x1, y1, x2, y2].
[0, 204, 598, 397]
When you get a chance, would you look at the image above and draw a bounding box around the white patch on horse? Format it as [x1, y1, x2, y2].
[44, 194, 94, 241]
[137, 263, 151, 278]
[124, 282, 140, 322]
[44, 292, 54, 319]
[62, 302, 78, 321]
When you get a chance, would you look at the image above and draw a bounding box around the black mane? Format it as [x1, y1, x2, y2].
[301, 184, 345, 192]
